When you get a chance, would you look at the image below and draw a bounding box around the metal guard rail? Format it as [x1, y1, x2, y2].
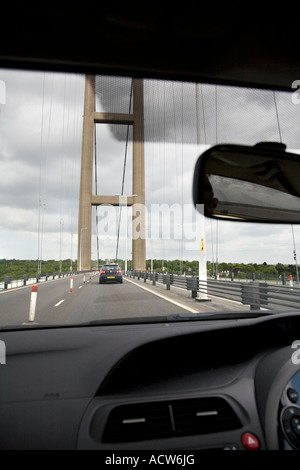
[0, 270, 96, 290]
[127, 271, 300, 311]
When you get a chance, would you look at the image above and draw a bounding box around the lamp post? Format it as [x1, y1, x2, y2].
[195, 83, 210, 301]
[123, 196, 128, 274]
[292, 225, 299, 284]
[79, 227, 88, 271]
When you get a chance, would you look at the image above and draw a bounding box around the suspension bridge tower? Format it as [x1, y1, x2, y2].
[77, 75, 146, 271]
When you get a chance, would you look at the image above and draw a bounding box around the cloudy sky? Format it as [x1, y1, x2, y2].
[0, 68, 300, 267]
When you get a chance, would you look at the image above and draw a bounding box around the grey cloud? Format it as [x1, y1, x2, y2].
[1, 70, 300, 263]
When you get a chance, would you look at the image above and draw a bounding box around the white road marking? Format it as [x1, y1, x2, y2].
[78, 286, 82, 289]
[125, 277, 199, 314]
[55, 300, 65, 307]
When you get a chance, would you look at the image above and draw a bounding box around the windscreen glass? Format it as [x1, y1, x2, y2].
[0, 70, 300, 327]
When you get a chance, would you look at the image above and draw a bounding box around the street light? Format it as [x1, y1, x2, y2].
[79, 227, 88, 271]
[292, 225, 299, 284]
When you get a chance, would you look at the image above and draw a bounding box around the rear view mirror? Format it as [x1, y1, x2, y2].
[193, 142, 300, 223]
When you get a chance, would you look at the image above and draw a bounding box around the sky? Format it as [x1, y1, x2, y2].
[0, 68, 300, 267]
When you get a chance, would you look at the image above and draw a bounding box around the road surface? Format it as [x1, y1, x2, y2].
[0, 273, 250, 328]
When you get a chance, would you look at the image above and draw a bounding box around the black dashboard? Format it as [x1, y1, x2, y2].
[1, 313, 300, 450]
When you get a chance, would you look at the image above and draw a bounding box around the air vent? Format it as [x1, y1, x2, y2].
[172, 397, 241, 435]
[102, 397, 242, 443]
[102, 402, 172, 443]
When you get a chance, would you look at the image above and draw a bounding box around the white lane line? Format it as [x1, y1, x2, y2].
[55, 300, 65, 307]
[78, 286, 82, 289]
[125, 278, 199, 314]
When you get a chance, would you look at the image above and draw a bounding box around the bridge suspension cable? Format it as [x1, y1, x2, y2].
[37, 73, 54, 274]
[94, 124, 100, 266]
[115, 79, 133, 262]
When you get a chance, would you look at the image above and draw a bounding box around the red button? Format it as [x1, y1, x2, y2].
[241, 432, 260, 450]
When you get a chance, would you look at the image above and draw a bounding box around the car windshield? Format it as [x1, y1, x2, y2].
[1, 69, 300, 328]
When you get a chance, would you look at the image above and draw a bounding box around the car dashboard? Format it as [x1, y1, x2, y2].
[1, 312, 300, 450]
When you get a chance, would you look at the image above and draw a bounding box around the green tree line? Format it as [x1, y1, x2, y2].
[0, 258, 298, 282]
[144, 260, 298, 280]
[127, 259, 298, 280]
[0, 258, 107, 281]
[207, 261, 297, 280]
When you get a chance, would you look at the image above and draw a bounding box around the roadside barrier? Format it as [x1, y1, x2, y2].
[127, 271, 300, 311]
[0, 270, 97, 291]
